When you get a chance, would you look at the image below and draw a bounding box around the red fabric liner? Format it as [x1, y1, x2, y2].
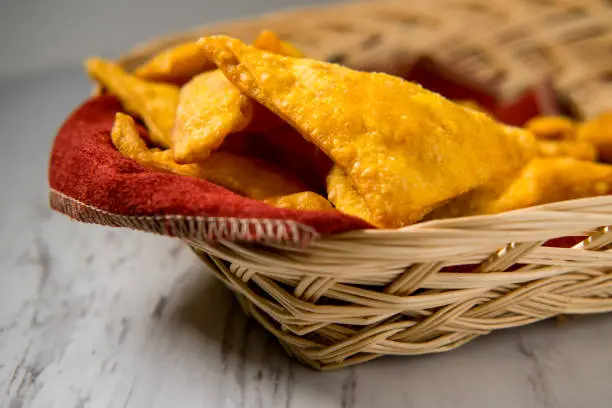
[48, 96, 372, 235]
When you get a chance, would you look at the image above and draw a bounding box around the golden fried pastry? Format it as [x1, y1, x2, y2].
[199, 153, 306, 199]
[111, 112, 150, 158]
[537, 140, 597, 161]
[425, 178, 514, 219]
[525, 116, 576, 140]
[428, 157, 612, 218]
[171, 31, 302, 164]
[418, 126, 536, 220]
[427, 125, 593, 220]
[172, 70, 253, 163]
[428, 137, 597, 219]
[490, 158, 612, 213]
[424, 168, 520, 220]
[133, 42, 216, 84]
[576, 112, 612, 162]
[455, 100, 490, 115]
[199, 36, 536, 227]
[252, 30, 304, 58]
[87, 58, 179, 148]
[326, 165, 379, 227]
[111, 113, 305, 199]
[264, 192, 333, 211]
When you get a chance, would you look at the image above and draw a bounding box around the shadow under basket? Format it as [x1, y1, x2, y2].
[64, 0, 612, 370]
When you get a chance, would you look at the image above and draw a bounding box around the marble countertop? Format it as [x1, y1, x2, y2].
[2, 3, 612, 407]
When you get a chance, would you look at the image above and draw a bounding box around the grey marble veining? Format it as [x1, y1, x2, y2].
[2, 15, 612, 408]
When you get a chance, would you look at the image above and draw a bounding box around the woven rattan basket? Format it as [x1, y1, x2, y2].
[113, 0, 612, 370]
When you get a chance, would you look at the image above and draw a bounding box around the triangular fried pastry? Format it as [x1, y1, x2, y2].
[263, 192, 334, 211]
[134, 42, 216, 85]
[199, 36, 535, 227]
[171, 30, 303, 163]
[86, 58, 179, 148]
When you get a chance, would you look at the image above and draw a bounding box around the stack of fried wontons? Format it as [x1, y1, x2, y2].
[86, 30, 612, 229]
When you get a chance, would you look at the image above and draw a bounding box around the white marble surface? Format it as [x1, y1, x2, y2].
[2, 3, 612, 408]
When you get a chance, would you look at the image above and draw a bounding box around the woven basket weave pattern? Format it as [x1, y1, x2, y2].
[183, 198, 612, 370]
[114, 0, 612, 370]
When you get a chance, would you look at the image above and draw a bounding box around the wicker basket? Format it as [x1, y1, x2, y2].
[115, 0, 612, 370]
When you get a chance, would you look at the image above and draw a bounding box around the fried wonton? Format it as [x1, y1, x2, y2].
[199, 36, 536, 227]
[576, 112, 612, 163]
[429, 157, 612, 218]
[171, 31, 302, 163]
[409, 126, 537, 220]
[252, 30, 304, 58]
[133, 42, 216, 85]
[111, 113, 305, 199]
[172, 70, 253, 163]
[326, 165, 379, 227]
[263, 192, 333, 211]
[427, 124, 599, 220]
[199, 153, 306, 199]
[426, 126, 598, 220]
[525, 116, 576, 140]
[86, 58, 179, 148]
[424, 172, 518, 220]
[490, 158, 612, 213]
[537, 140, 597, 161]
[455, 100, 490, 115]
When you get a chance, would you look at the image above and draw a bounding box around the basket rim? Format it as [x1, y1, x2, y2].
[51, 184, 612, 243]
